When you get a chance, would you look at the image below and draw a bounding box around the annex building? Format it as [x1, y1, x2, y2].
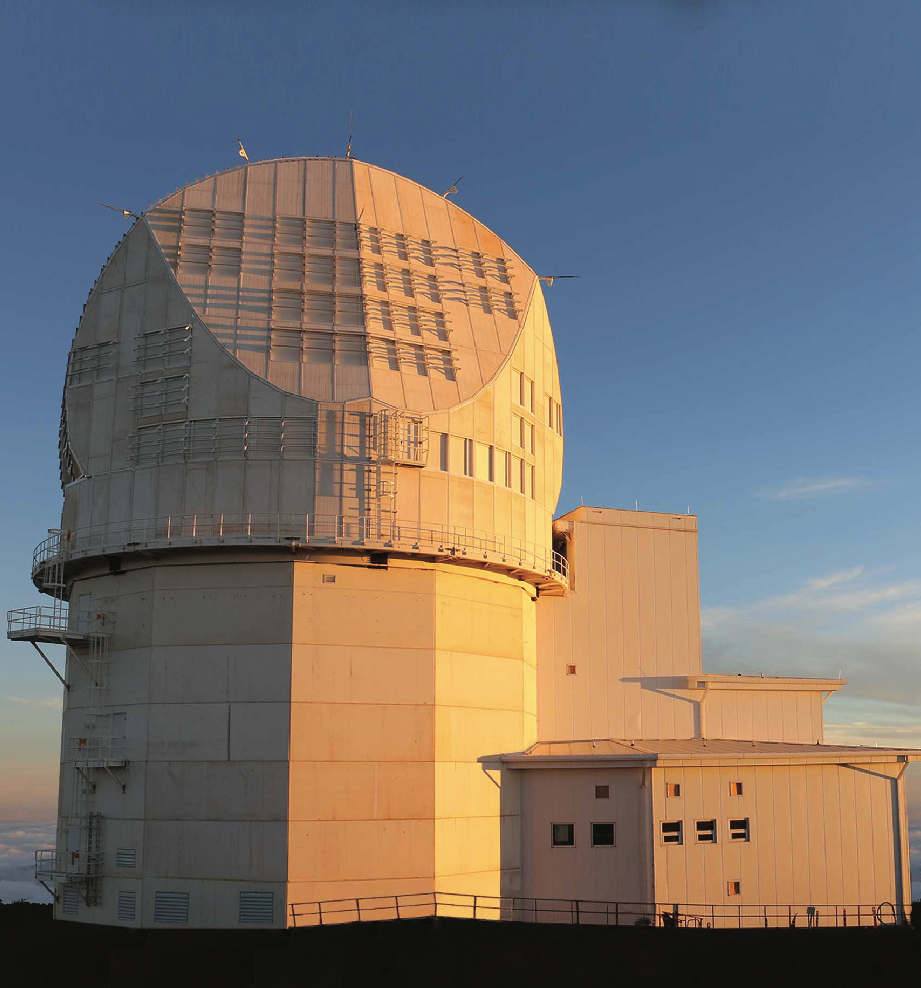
[8, 156, 917, 929]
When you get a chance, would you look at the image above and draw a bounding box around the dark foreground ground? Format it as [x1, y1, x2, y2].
[2, 902, 920, 987]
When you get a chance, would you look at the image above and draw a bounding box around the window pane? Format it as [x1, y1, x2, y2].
[591, 823, 615, 846]
[551, 823, 574, 847]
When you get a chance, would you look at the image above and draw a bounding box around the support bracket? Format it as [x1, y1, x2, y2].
[30, 643, 71, 692]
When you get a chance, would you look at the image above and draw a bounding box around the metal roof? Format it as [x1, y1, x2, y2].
[500, 737, 921, 767]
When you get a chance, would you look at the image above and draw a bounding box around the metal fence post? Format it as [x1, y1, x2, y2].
[473, 895, 477, 920]
[395, 895, 400, 920]
[356, 898, 361, 922]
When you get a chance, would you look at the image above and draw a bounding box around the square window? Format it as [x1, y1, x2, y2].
[591, 823, 615, 846]
[551, 823, 575, 847]
[566, 664, 577, 676]
[727, 881, 741, 897]
[696, 820, 717, 843]
[666, 783, 681, 798]
[729, 781, 743, 796]
[661, 821, 683, 845]
[729, 818, 750, 842]
[594, 785, 610, 799]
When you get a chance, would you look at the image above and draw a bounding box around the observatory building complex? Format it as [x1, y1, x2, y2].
[9, 156, 917, 928]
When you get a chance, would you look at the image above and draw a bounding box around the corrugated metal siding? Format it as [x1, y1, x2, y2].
[62, 886, 79, 915]
[117, 891, 136, 921]
[154, 891, 189, 924]
[116, 847, 137, 868]
[239, 891, 274, 924]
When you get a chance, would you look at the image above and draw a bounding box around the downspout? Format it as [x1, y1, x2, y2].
[892, 760, 909, 924]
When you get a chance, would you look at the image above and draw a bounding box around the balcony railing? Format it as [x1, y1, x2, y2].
[31, 513, 569, 587]
[7, 606, 69, 638]
[289, 891, 906, 930]
[34, 848, 102, 881]
[68, 735, 127, 765]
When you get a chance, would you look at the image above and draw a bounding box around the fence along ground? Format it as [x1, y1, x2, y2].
[288, 892, 904, 929]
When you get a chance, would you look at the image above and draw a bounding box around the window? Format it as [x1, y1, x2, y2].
[502, 451, 512, 489]
[476, 443, 494, 482]
[591, 823, 616, 847]
[117, 891, 137, 921]
[661, 821, 683, 845]
[62, 887, 79, 915]
[239, 891, 275, 924]
[530, 465, 536, 500]
[594, 785, 610, 799]
[566, 664, 577, 676]
[154, 891, 190, 924]
[463, 438, 474, 477]
[116, 847, 137, 868]
[518, 457, 526, 494]
[551, 823, 575, 847]
[434, 433, 449, 471]
[729, 818, 750, 842]
[666, 783, 681, 798]
[727, 881, 741, 897]
[513, 415, 523, 447]
[696, 820, 717, 844]
[729, 781, 743, 796]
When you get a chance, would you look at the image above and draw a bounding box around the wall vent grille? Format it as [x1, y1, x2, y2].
[116, 847, 137, 868]
[239, 891, 274, 924]
[117, 891, 137, 921]
[61, 887, 79, 915]
[154, 891, 189, 924]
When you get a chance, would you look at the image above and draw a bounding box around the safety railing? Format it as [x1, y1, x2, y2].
[31, 513, 569, 587]
[32, 530, 63, 572]
[288, 891, 907, 930]
[34, 848, 103, 881]
[7, 606, 70, 638]
[68, 735, 127, 765]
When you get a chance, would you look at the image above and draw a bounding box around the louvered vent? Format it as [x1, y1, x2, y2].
[154, 891, 189, 923]
[117, 891, 136, 921]
[239, 891, 274, 924]
[116, 847, 137, 868]
[61, 887, 79, 915]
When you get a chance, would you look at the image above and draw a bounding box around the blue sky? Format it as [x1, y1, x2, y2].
[0, 0, 919, 897]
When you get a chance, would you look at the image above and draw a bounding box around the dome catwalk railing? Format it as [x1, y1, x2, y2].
[32, 513, 569, 590]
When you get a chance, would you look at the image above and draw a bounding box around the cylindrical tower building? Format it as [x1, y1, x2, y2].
[11, 157, 566, 927]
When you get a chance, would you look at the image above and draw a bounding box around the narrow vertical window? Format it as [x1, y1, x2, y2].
[435, 433, 448, 472]
[503, 451, 512, 488]
[529, 464, 536, 500]
[463, 438, 474, 477]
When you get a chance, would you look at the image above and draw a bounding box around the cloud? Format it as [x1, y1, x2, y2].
[4, 696, 62, 710]
[802, 567, 864, 592]
[758, 477, 875, 500]
[0, 822, 55, 904]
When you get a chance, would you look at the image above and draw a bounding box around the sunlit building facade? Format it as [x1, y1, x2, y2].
[8, 157, 916, 928]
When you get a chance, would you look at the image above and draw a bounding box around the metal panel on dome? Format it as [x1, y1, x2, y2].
[145, 158, 534, 411]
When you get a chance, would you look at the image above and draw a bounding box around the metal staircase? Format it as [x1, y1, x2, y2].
[7, 529, 116, 906]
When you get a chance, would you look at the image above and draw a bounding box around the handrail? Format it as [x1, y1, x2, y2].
[68, 735, 127, 763]
[288, 891, 907, 929]
[32, 513, 569, 586]
[7, 605, 108, 639]
[8, 606, 70, 636]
